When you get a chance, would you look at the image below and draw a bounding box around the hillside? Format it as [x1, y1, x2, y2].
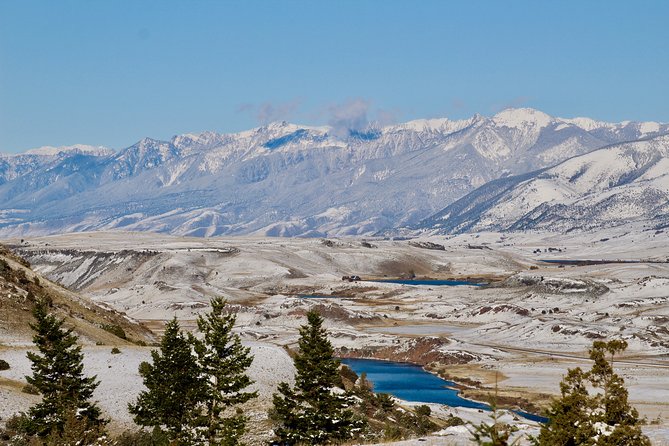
[0, 109, 666, 238]
[415, 134, 669, 234]
[0, 243, 156, 346]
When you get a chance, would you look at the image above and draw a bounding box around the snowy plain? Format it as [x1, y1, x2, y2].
[1, 229, 668, 443]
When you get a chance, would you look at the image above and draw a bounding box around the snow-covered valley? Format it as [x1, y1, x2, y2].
[2, 230, 668, 443]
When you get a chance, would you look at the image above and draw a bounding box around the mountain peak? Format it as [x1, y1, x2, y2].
[266, 120, 290, 129]
[492, 108, 553, 129]
[136, 137, 162, 146]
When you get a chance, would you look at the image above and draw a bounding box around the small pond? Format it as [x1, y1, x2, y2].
[541, 259, 647, 265]
[367, 279, 484, 286]
[298, 295, 344, 299]
[340, 358, 547, 423]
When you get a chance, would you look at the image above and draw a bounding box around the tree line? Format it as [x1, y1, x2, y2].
[0, 297, 652, 445]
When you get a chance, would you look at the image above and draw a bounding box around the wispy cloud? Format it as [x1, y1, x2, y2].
[375, 107, 400, 127]
[236, 99, 302, 125]
[326, 98, 370, 138]
[239, 98, 400, 135]
[451, 98, 467, 113]
[321, 98, 399, 137]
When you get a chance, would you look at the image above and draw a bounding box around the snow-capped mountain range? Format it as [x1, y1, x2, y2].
[0, 108, 667, 237]
[415, 134, 669, 234]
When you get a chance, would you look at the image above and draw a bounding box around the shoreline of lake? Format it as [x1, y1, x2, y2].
[365, 279, 486, 286]
[340, 357, 548, 424]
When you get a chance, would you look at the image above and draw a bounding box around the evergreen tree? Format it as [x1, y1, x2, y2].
[533, 340, 650, 446]
[534, 367, 596, 445]
[129, 317, 205, 445]
[271, 310, 363, 445]
[189, 297, 257, 446]
[24, 300, 105, 437]
[587, 340, 650, 446]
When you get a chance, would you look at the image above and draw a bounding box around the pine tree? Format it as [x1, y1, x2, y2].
[129, 317, 205, 445]
[26, 302, 106, 437]
[24, 300, 105, 437]
[587, 340, 650, 446]
[533, 340, 650, 446]
[189, 297, 257, 446]
[271, 310, 363, 445]
[534, 367, 596, 445]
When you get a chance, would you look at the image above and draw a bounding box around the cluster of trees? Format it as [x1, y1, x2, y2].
[0, 297, 652, 446]
[128, 296, 257, 445]
[532, 340, 650, 446]
[0, 299, 374, 445]
[468, 340, 651, 446]
[1, 297, 259, 446]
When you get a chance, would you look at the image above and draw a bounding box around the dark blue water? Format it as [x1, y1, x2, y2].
[298, 295, 342, 299]
[368, 279, 484, 286]
[341, 358, 488, 410]
[341, 358, 547, 423]
[541, 259, 645, 265]
[515, 410, 548, 423]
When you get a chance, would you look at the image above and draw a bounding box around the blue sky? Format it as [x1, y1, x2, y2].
[1, 0, 668, 152]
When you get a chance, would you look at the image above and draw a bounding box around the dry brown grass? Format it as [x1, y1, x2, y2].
[0, 376, 28, 392]
[433, 363, 508, 385]
[460, 386, 553, 415]
[429, 363, 552, 414]
[0, 245, 157, 346]
[377, 257, 435, 277]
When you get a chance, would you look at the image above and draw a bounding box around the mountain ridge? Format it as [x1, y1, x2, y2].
[414, 133, 669, 234]
[1, 108, 667, 238]
[6, 108, 666, 158]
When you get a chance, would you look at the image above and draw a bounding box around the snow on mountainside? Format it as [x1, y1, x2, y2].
[0, 108, 667, 238]
[24, 144, 114, 156]
[416, 134, 669, 234]
[0, 145, 113, 185]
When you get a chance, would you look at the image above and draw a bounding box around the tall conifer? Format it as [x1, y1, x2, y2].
[129, 317, 204, 444]
[533, 340, 650, 446]
[25, 301, 104, 437]
[190, 297, 257, 445]
[271, 310, 362, 445]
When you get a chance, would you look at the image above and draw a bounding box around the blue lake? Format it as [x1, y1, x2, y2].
[341, 358, 547, 423]
[368, 279, 484, 286]
[341, 358, 488, 410]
